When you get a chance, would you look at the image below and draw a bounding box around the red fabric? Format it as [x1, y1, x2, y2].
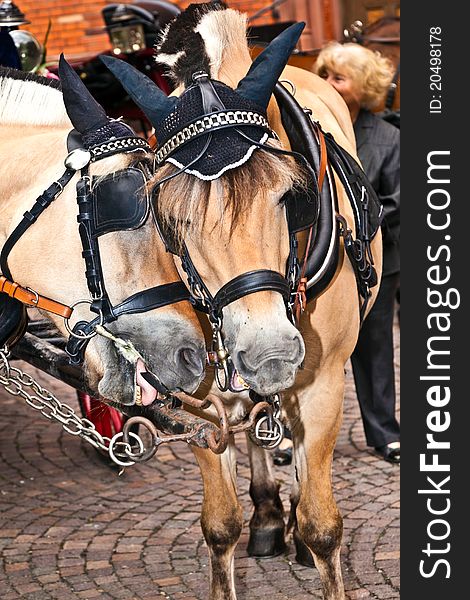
[78, 393, 124, 438]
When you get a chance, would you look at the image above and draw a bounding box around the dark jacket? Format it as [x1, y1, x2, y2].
[354, 109, 400, 276]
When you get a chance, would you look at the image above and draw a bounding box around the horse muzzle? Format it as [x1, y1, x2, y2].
[231, 333, 305, 396]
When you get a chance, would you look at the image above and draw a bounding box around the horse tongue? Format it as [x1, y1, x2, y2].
[135, 359, 158, 406]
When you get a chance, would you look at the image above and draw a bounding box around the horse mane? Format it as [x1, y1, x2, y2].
[153, 142, 306, 248]
[0, 67, 70, 126]
[156, 2, 247, 85]
[153, 3, 305, 245]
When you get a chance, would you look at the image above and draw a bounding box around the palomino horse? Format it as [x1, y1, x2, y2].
[104, 3, 382, 599]
[0, 62, 206, 408]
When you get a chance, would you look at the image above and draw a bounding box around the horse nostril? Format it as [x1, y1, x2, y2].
[235, 350, 253, 375]
[292, 332, 305, 363]
[234, 335, 305, 377]
[176, 346, 204, 377]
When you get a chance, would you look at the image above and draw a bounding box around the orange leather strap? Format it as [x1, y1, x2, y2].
[317, 126, 328, 193]
[147, 133, 158, 150]
[1, 276, 73, 319]
[293, 126, 329, 322]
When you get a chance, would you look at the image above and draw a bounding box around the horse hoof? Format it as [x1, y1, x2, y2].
[293, 528, 316, 568]
[247, 527, 286, 557]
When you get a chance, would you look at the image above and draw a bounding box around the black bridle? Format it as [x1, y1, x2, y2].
[150, 74, 320, 392]
[0, 133, 190, 375]
[150, 74, 380, 393]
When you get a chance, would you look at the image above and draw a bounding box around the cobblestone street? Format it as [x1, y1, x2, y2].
[0, 323, 399, 600]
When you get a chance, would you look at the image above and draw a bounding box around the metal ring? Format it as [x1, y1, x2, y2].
[63, 299, 104, 339]
[215, 361, 230, 393]
[54, 180, 64, 196]
[108, 432, 145, 467]
[280, 79, 297, 96]
[25, 287, 39, 307]
[254, 415, 284, 449]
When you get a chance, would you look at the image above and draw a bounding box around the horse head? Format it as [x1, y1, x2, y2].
[0, 60, 207, 407]
[102, 16, 308, 396]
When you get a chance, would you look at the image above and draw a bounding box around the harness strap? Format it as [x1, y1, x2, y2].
[0, 168, 76, 280]
[317, 127, 328, 191]
[293, 124, 328, 322]
[0, 275, 73, 319]
[111, 281, 191, 317]
[75, 174, 115, 322]
[148, 133, 158, 150]
[212, 270, 291, 316]
[65, 281, 190, 362]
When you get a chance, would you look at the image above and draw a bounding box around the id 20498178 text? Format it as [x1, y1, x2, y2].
[429, 26, 442, 114]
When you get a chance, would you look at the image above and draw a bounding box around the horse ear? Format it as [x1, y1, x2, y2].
[100, 55, 177, 127]
[58, 54, 109, 134]
[236, 22, 305, 108]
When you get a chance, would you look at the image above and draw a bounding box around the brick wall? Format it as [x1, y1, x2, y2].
[17, 0, 276, 63]
[18, 0, 110, 60]
[15, 0, 332, 60]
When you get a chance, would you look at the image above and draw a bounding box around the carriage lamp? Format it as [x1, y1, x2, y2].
[0, 0, 42, 71]
[107, 4, 146, 55]
[110, 24, 146, 55]
[9, 28, 42, 70]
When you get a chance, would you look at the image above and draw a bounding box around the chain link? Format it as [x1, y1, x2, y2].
[0, 346, 143, 466]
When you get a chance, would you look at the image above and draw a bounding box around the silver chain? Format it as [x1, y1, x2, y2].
[155, 110, 274, 164]
[0, 345, 145, 469]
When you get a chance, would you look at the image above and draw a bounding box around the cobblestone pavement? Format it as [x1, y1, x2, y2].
[0, 323, 399, 600]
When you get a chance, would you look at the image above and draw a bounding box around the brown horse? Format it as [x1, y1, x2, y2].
[104, 4, 382, 599]
[0, 66, 206, 407]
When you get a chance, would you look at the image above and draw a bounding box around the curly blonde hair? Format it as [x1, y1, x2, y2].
[315, 42, 395, 110]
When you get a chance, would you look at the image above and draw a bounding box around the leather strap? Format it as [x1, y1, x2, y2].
[0, 168, 76, 280]
[195, 72, 226, 113]
[65, 281, 190, 362]
[293, 124, 327, 322]
[317, 127, 328, 193]
[111, 281, 190, 318]
[75, 174, 115, 322]
[1, 275, 73, 319]
[212, 270, 290, 315]
[147, 133, 158, 150]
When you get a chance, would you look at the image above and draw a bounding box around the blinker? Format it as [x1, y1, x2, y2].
[65, 148, 91, 171]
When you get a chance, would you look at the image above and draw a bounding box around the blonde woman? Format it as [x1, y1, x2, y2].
[315, 43, 400, 463]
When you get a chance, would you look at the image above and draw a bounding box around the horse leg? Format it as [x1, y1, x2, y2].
[287, 371, 346, 600]
[245, 436, 286, 557]
[192, 442, 243, 600]
[286, 476, 317, 567]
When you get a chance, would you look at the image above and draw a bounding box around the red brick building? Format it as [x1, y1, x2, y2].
[15, 1, 339, 62]
[15, 1, 399, 62]
[17, 0, 110, 59]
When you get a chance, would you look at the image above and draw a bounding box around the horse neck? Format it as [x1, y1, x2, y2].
[0, 126, 70, 230]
